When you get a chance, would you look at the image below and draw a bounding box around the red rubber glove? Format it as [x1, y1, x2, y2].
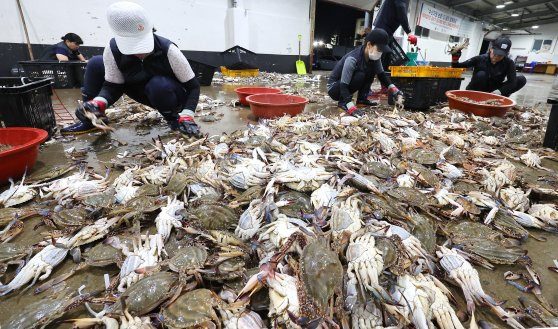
[407, 34, 418, 46]
[451, 50, 462, 62]
[84, 99, 107, 116]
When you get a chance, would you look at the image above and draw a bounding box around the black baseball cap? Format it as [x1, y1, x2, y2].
[491, 37, 512, 56]
[365, 28, 392, 53]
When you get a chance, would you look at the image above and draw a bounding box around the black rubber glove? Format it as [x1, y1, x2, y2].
[339, 101, 365, 117]
[75, 99, 107, 124]
[177, 110, 202, 138]
[356, 99, 379, 107]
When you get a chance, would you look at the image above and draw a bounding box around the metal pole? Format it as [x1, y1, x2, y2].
[543, 101, 558, 150]
[16, 0, 34, 60]
[309, 0, 316, 73]
[364, 12, 371, 28]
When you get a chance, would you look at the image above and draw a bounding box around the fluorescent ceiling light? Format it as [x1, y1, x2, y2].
[532, 25, 539, 28]
[503, 27, 509, 30]
[511, 13, 519, 16]
[496, 4, 506, 8]
[504, 1, 514, 4]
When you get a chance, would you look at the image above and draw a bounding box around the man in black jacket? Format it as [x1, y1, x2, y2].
[327, 29, 404, 117]
[61, 2, 201, 137]
[452, 37, 526, 97]
[374, 0, 417, 70]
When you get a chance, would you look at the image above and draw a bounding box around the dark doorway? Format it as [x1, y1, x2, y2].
[315, 1, 364, 47]
[479, 40, 490, 55]
[314, 0, 364, 70]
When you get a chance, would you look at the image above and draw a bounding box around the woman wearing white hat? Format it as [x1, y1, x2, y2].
[61, 1, 201, 137]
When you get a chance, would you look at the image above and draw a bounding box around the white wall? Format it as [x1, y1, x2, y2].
[390, 0, 486, 63]
[1, 0, 311, 55]
[506, 23, 558, 64]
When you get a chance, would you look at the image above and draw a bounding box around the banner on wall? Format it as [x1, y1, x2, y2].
[417, 2, 473, 38]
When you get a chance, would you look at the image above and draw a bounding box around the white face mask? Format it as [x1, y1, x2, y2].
[368, 45, 382, 60]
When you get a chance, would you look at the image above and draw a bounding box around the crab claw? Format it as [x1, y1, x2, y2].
[236, 269, 270, 301]
[507, 281, 533, 293]
[369, 285, 400, 306]
[288, 312, 326, 329]
[62, 318, 104, 328]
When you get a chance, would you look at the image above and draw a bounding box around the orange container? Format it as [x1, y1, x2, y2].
[434, 67, 465, 78]
[221, 66, 259, 77]
[445, 90, 516, 117]
[246, 94, 308, 119]
[235, 87, 282, 106]
[0, 127, 48, 185]
[390, 66, 438, 77]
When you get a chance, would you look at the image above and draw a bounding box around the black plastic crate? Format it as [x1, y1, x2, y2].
[19, 61, 86, 89]
[0, 77, 56, 136]
[388, 77, 440, 110]
[388, 38, 410, 67]
[221, 46, 258, 70]
[434, 78, 464, 104]
[189, 59, 217, 86]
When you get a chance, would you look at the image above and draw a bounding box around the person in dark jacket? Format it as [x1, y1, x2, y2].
[373, 0, 417, 70]
[452, 37, 526, 97]
[61, 2, 201, 137]
[327, 29, 405, 117]
[40, 33, 86, 61]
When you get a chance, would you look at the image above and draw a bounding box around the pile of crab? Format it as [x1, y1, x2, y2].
[101, 94, 230, 128]
[1, 100, 558, 329]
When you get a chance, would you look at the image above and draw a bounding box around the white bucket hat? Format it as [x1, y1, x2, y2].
[107, 2, 154, 55]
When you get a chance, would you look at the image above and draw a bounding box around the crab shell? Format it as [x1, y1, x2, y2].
[277, 166, 333, 192]
[172, 246, 208, 271]
[330, 197, 362, 238]
[520, 150, 541, 168]
[110, 271, 179, 315]
[299, 239, 343, 318]
[310, 182, 338, 209]
[351, 301, 384, 329]
[373, 131, 397, 155]
[264, 271, 300, 328]
[235, 199, 265, 240]
[494, 161, 516, 183]
[396, 174, 415, 188]
[162, 289, 221, 328]
[482, 136, 499, 146]
[500, 187, 530, 212]
[0, 184, 37, 207]
[528, 204, 558, 224]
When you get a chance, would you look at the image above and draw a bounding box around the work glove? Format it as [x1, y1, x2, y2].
[356, 98, 379, 107]
[407, 34, 418, 46]
[339, 101, 365, 117]
[451, 49, 462, 62]
[177, 109, 202, 138]
[388, 85, 405, 109]
[75, 98, 107, 125]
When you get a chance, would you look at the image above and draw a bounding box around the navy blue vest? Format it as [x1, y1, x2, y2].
[110, 34, 176, 85]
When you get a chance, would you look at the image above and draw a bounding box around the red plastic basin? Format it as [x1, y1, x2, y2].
[445, 90, 516, 117]
[246, 94, 308, 119]
[235, 87, 282, 106]
[0, 127, 48, 186]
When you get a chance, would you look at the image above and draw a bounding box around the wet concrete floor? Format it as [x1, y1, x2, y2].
[1, 72, 557, 328]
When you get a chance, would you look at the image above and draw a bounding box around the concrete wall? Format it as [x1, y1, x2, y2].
[506, 23, 558, 64]
[382, 0, 486, 65]
[1, 0, 311, 55]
